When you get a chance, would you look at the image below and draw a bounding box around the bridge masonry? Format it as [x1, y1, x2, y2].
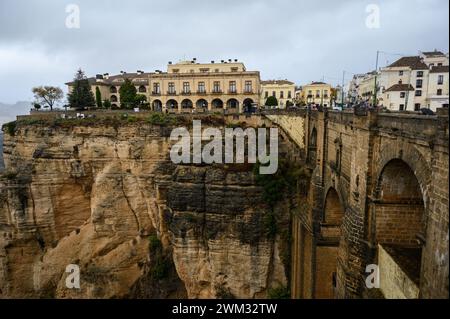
[264, 109, 449, 299]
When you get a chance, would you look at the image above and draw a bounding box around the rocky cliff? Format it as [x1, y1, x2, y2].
[0, 116, 298, 299]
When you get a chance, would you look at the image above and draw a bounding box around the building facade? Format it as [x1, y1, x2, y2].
[260, 80, 295, 108]
[67, 59, 261, 113]
[300, 82, 332, 107]
[379, 51, 448, 111]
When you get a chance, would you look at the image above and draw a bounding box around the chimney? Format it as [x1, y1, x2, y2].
[211, 60, 215, 64]
[168, 61, 172, 65]
[228, 59, 232, 62]
[221, 60, 224, 63]
[103, 73, 109, 80]
[234, 59, 238, 62]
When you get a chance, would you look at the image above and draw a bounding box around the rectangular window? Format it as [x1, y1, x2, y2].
[399, 71, 404, 76]
[414, 103, 421, 111]
[288, 91, 292, 99]
[265, 91, 269, 98]
[245, 81, 252, 93]
[183, 82, 190, 94]
[415, 90, 422, 97]
[400, 92, 406, 98]
[437, 89, 443, 96]
[229, 81, 236, 93]
[316, 90, 320, 98]
[198, 82, 205, 93]
[399, 104, 405, 111]
[153, 83, 160, 94]
[213, 81, 221, 93]
[438, 75, 444, 85]
[417, 71, 423, 78]
[324, 90, 329, 97]
[416, 79, 423, 88]
[272, 91, 276, 97]
[280, 91, 284, 99]
[168, 82, 175, 94]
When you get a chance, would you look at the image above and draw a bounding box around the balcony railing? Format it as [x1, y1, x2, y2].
[197, 90, 207, 95]
[181, 91, 191, 95]
[167, 91, 177, 96]
[244, 90, 254, 94]
[228, 90, 237, 94]
[151, 91, 161, 96]
[212, 90, 223, 94]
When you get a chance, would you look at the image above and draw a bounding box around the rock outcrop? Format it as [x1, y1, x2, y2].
[0, 118, 295, 299]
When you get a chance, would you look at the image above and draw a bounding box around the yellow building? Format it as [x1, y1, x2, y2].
[68, 59, 260, 113]
[260, 80, 295, 109]
[300, 82, 332, 107]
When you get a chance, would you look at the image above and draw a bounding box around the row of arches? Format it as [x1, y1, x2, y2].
[313, 158, 425, 299]
[155, 98, 254, 110]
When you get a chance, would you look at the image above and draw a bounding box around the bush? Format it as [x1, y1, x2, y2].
[146, 113, 177, 126]
[2, 121, 17, 136]
[268, 286, 290, 299]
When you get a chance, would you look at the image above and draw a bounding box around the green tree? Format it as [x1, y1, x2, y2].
[265, 96, 278, 107]
[32, 86, 64, 111]
[103, 99, 111, 109]
[67, 69, 95, 110]
[119, 78, 138, 109]
[95, 87, 102, 108]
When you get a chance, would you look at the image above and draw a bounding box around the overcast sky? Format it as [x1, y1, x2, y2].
[0, 0, 448, 104]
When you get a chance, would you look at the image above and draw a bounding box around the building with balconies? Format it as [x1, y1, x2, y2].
[260, 80, 295, 109]
[67, 59, 261, 113]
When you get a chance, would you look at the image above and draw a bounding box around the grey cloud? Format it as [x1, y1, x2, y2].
[0, 0, 448, 105]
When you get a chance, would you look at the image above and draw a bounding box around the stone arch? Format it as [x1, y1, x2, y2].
[110, 95, 118, 102]
[110, 86, 117, 93]
[211, 98, 223, 109]
[243, 98, 254, 112]
[138, 85, 147, 93]
[226, 98, 239, 109]
[181, 99, 193, 109]
[308, 127, 318, 164]
[374, 142, 431, 205]
[152, 99, 162, 112]
[166, 99, 178, 109]
[314, 186, 346, 299]
[196, 99, 208, 109]
[323, 187, 345, 225]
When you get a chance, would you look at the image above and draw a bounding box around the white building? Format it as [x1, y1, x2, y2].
[380, 51, 449, 112]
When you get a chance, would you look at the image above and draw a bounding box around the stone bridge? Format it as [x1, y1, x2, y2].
[263, 109, 449, 299]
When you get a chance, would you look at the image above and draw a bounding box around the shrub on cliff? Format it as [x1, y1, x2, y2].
[146, 113, 177, 126]
[268, 286, 290, 299]
[2, 121, 17, 136]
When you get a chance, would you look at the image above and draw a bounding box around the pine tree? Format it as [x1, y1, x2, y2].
[95, 87, 102, 108]
[68, 69, 95, 110]
[119, 78, 138, 109]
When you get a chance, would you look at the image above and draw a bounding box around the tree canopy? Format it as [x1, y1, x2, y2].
[67, 69, 95, 110]
[95, 87, 102, 108]
[32, 86, 64, 111]
[265, 96, 279, 107]
[119, 78, 138, 109]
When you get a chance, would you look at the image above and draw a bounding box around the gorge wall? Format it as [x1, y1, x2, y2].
[0, 115, 302, 299]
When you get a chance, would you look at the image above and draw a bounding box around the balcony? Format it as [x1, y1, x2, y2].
[181, 91, 192, 96]
[167, 91, 177, 96]
[244, 90, 254, 94]
[228, 90, 237, 94]
[212, 90, 223, 94]
[151, 91, 161, 96]
[196, 90, 207, 95]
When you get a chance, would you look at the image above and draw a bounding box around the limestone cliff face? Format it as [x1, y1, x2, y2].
[0, 120, 290, 299]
